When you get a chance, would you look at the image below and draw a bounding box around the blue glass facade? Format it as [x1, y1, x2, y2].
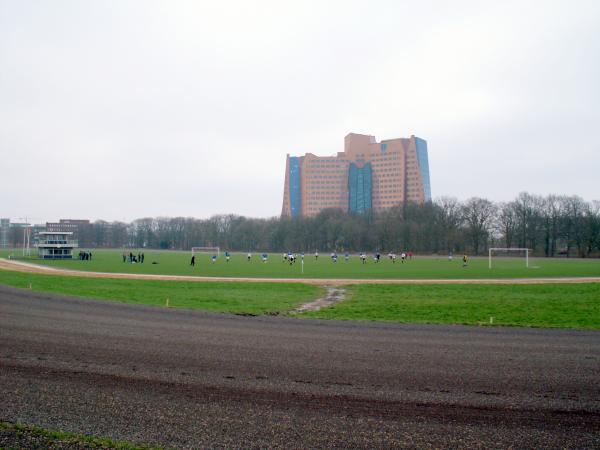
[288, 157, 301, 217]
[348, 163, 372, 214]
[415, 138, 432, 201]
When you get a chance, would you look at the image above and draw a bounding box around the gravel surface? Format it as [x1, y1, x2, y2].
[1, 284, 599, 449]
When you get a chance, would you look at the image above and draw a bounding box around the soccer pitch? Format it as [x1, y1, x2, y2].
[2, 249, 599, 279]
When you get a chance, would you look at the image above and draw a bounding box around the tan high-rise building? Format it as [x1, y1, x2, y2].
[281, 133, 431, 217]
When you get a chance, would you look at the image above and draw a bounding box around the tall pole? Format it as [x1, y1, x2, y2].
[22, 216, 28, 257]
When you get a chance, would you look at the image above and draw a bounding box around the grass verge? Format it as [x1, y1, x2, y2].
[0, 269, 322, 315]
[2, 268, 599, 329]
[0, 421, 163, 450]
[303, 283, 600, 329]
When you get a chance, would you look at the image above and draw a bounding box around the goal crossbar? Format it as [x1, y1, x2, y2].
[191, 247, 220, 257]
[488, 248, 529, 269]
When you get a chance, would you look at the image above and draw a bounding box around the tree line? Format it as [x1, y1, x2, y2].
[6, 192, 600, 257]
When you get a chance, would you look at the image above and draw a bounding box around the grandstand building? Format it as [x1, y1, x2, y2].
[281, 133, 431, 217]
[46, 219, 91, 245]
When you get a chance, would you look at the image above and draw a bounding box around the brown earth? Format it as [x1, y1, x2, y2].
[1, 285, 599, 449]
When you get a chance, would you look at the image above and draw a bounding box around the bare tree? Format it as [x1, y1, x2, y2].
[462, 197, 497, 255]
[435, 197, 463, 252]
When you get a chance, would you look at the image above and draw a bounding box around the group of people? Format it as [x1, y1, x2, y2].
[448, 252, 469, 267]
[283, 252, 302, 265]
[78, 251, 92, 261]
[186, 250, 471, 268]
[191, 251, 270, 266]
[123, 252, 144, 264]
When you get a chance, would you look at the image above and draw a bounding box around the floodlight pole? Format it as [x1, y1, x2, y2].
[17, 216, 33, 257]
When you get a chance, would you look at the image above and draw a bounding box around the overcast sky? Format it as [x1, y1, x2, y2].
[1, 0, 599, 223]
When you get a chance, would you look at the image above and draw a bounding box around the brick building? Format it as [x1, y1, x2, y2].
[281, 133, 431, 217]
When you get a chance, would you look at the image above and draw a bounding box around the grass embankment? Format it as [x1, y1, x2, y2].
[303, 283, 600, 329]
[2, 248, 599, 279]
[0, 270, 322, 315]
[0, 421, 163, 450]
[2, 269, 599, 329]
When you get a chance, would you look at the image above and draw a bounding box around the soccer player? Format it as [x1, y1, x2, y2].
[314, 251, 319, 260]
[345, 252, 349, 262]
[225, 251, 230, 263]
[262, 253, 268, 263]
[211, 255, 217, 263]
[401, 252, 406, 263]
[391, 253, 397, 263]
[462, 254, 468, 267]
[190, 255, 195, 266]
[448, 251, 453, 261]
[360, 253, 367, 264]
[247, 252, 251, 262]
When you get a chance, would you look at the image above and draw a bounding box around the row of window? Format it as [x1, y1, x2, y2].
[309, 193, 341, 197]
[372, 154, 399, 161]
[376, 190, 403, 195]
[374, 166, 400, 173]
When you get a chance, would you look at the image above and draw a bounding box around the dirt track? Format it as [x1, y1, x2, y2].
[2, 258, 600, 285]
[1, 285, 599, 448]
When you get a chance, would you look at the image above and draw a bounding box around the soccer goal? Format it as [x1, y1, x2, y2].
[191, 247, 220, 257]
[488, 248, 529, 269]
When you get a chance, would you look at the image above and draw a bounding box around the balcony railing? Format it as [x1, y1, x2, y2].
[36, 240, 78, 247]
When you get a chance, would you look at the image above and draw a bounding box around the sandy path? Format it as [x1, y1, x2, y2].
[1, 257, 600, 285]
[293, 286, 347, 312]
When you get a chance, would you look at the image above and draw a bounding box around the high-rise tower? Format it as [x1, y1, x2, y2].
[281, 133, 431, 217]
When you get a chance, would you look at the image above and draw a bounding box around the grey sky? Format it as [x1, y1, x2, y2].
[1, 0, 599, 223]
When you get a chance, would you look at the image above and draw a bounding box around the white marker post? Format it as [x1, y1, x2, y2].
[301, 258, 304, 274]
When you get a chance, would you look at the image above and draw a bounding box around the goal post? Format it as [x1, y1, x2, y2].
[191, 247, 220, 258]
[488, 248, 529, 269]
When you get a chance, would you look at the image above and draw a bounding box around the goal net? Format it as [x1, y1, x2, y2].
[488, 248, 529, 269]
[191, 247, 220, 258]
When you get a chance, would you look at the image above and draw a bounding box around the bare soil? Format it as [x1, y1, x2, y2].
[293, 286, 347, 312]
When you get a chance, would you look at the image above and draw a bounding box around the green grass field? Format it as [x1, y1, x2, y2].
[2, 248, 599, 279]
[303, 284, 600, 329]
[0, 269, 322, 315]
[0, 422, 162, 450]
[1, 268, 599, 329]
